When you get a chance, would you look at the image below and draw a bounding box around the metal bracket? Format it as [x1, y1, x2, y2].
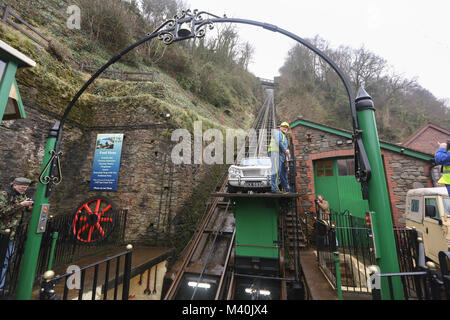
[353, 130, 371, 200]
[39, 150, 63, 186]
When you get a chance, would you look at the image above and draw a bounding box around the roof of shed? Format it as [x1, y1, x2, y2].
[289, 118, 434, 162]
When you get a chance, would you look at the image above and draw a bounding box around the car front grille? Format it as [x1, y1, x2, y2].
[242, 169, 263, 177]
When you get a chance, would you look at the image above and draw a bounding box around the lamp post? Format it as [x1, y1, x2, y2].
[355, 88, 403, 299]
[16, 123, 58, 299]
[15, 8, 400, 299]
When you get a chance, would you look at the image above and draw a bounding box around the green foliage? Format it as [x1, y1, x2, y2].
[77, 0, 144, 65]
[158, 44, 261, 110]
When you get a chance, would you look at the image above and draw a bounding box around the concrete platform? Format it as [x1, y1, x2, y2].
[300, 249, 338, 300]
[211, 192, 301, 198]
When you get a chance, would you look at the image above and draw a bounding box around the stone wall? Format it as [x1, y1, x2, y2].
[53, 124, 214, 243]
[0, 101, 84, 191]
[1, 93, 223, 245]
[381, 151, 433, 225]
[291, 123, 433, 226]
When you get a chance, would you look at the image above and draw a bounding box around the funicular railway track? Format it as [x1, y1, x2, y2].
[164, 90, 278, 300]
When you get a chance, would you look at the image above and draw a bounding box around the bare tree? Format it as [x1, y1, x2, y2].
[138, 0, 186, 65]
[350, 46, 387, 90]
[239, 41, 255, 70]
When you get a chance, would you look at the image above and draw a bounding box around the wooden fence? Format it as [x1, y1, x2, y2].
[1, 4, 49, 47]
[77, 62, 155, 82]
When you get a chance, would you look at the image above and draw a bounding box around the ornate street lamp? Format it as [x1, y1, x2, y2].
[16, 9, 402, 300]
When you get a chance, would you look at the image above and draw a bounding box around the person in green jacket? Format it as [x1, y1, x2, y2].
[268, 122, 291, 193]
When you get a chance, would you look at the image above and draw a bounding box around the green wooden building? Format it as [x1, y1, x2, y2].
[0, 39, 35, 123]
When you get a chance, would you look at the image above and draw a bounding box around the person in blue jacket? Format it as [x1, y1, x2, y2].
[435, 141, 450, 196]
[268, 122, 291, 193]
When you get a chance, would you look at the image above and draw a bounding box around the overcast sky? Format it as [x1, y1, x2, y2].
[185, 0, 450, 105]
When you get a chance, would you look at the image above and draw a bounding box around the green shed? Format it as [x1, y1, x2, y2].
[0, 39, 36, 123]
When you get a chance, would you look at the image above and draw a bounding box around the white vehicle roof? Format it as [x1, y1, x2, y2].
[238, 157, 271, 166]
[406, 187, 449, 197]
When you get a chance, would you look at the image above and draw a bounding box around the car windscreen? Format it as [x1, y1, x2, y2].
[240, 158, 271, 166]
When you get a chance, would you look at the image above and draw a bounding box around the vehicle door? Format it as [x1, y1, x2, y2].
[441, 196, 450, 243]
[423, 196, 447, 262]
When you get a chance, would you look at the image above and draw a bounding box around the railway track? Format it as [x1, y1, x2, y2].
[163, 89, 281, 300]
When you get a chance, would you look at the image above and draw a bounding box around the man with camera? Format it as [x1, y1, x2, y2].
[315, 194, 330, 220]
[435, 141, 450, 196]
[0, 177, 33, 290]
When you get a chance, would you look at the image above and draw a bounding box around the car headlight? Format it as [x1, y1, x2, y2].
[229, 167, 242, 176]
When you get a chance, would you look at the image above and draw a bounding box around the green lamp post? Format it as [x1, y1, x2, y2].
[355, 87, 403, 300]
[15, 122, 59, 299]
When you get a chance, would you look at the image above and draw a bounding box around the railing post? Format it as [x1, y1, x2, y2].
[0, 228, 11, 268]
[425, 261, 444, 300]
[121, 244, 133, 300]
[2, 5, 9, 22]
[47, 232, 58, 271]
[39, 270, 56, 300]
[0, 228, 11, 294]
[438, 251, 450, 300]
[334, 251, 343, 300]
[305, 212, 309, 246]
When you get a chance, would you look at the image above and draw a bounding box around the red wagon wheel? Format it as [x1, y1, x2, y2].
[72, 196, 117, 245]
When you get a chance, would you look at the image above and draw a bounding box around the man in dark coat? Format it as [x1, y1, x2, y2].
[0, 177, 33, 290]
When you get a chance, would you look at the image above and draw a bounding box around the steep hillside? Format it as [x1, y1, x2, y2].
[1, 0, 261, 133]
[0, 0, 263, 246]
[275, 38, 449, 143]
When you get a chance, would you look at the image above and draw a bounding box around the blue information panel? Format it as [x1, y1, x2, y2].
[89, 133, 124, 191]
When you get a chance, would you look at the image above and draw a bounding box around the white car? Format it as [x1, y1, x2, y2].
[227, 157, 272, 193]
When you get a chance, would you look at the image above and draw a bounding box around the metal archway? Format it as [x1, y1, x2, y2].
[19, 8, 382, 300]
[41, 9, 371, 198]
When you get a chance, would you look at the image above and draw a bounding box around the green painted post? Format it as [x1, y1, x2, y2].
[355, 87, 403, 300]
[333, 251, 343, 300]
[16, 123, 59, 300]
[0, 60, 18, 123]
[47, 232, 58, 271]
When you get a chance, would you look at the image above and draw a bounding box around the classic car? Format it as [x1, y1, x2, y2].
[227, 157, 272, 193]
